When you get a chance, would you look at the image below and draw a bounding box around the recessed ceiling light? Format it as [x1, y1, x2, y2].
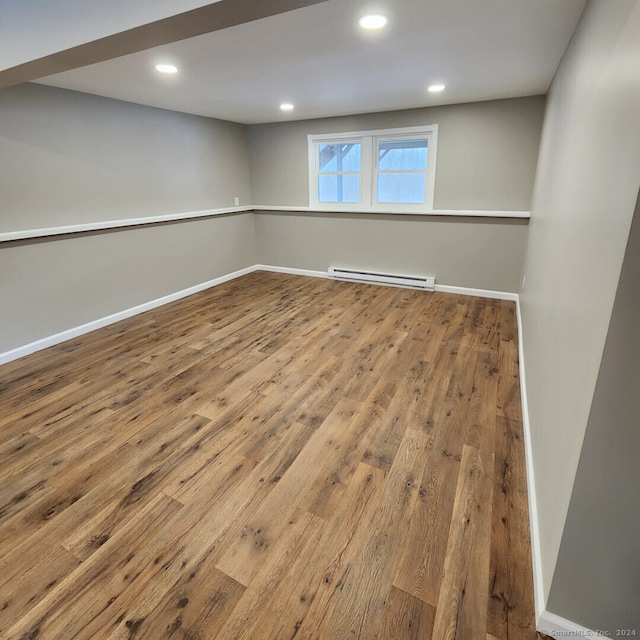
[358, 14, 388, 30]
[428, 84, 445, 93]
[155, 64, 178, 74]
[280, 103, 294, 111]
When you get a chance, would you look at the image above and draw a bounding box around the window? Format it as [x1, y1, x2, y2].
[376, 138, 428, 204]
[308, 125, 438, 212]
[318, 142, 361, 203]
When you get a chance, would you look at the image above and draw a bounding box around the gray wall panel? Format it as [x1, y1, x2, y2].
[547, 190, 640, 632]
[520, 0, 640, 613]
[0, 214, 256, 352]
[0, 83, 255, 352]
[255, 211, 528, 292]
[1, 83, 252, 232]
[247, 96, 545, 212]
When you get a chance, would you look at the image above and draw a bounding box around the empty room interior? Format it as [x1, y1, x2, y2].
[1, 0, 639, 638]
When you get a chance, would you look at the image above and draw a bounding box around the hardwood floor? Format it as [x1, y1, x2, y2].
[0, 270, 544, 639]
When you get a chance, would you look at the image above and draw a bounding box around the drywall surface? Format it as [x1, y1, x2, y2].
[546, 189, 640, 632]
[255, 211, 527, 292]
[0, 82, 255, 353]
[0, 83, 252, 233]
[247, 96, 545, 212]
[0, 0, 219, 70]
[519, 0, 640, 606]
[0, 213, 256, 353]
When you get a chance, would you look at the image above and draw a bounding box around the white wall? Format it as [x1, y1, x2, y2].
[520, 0, 640, 608]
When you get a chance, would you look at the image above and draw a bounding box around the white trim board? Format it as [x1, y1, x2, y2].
[538, 611, 611, 639]
[0, 206, 253, 243]
[254, 264, 328, 280]
[258, 265, 518, 300]
[516, 297, 546, 622]
[436, 283, 517, 301]
[0, 205, 530, 243]
[254, 205, 530, 218]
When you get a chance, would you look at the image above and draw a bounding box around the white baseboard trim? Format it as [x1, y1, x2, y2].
[516, 297, 546, 624]
[436, 283, 518, 301]
[538, 610, 610, 639]
[0, 266, 257, 365]
[254, 264, 328, 280]
[257, 265, 519, 300]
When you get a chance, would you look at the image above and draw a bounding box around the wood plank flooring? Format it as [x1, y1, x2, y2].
[0, 271, 545, 639]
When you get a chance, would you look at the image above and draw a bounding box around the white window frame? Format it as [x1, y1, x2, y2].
[308, 124, 438, 213]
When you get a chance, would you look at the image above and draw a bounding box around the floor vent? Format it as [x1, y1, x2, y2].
[328, 267, 435, 291]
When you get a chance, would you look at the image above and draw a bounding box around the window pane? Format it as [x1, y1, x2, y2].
[319, 143, 361, 172]
[378, 139, 427, 171]
[319, 174, 360, 203]
[377, 173, 426, 204]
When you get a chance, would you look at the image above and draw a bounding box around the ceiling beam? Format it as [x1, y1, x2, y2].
[0, 0, 328, 89]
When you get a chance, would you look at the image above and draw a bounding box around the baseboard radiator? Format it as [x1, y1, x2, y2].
[328, 266, 436, 291]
